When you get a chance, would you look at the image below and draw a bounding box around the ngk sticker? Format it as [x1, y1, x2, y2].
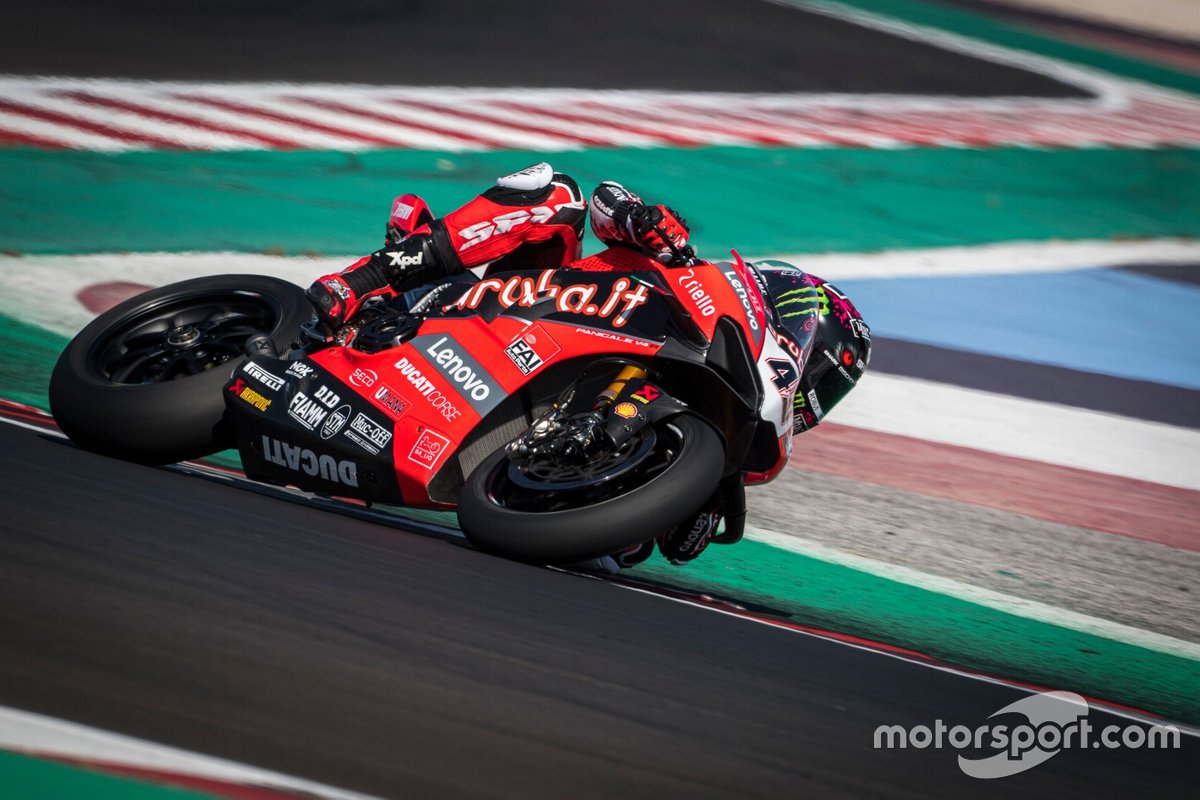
[285, 362, 314, 379]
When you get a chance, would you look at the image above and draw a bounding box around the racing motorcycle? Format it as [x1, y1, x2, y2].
[49, 254, 817, 563]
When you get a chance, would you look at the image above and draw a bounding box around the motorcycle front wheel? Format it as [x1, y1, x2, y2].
[49, 274, 311, 465]
[457, 414, 724, 563]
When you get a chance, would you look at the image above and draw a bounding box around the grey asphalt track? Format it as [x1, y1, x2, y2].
[0, 0, 1091, 97]
[0, 421, 1196, 798]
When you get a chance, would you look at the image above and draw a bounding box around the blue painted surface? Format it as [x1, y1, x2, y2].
[835, 268, 1200, 390]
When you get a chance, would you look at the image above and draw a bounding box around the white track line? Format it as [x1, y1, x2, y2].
[772, 0, 1120, 101]
[598, 578, 1200, 734]
[0, 705, 381, 800]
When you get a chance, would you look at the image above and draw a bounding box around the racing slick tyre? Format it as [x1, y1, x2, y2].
[49, 274, 311, 465]
[458, 414, 724, 563]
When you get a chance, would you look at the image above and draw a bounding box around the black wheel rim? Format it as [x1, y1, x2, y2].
[89, 290, 281, 385]
[508, 427, 658, 491]
[486, 422, 683, 513]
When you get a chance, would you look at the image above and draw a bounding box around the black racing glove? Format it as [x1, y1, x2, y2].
[305, 274, 363, 330]
[658, 505, 722, 565]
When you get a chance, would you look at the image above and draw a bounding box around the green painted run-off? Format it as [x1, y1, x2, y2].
[2, 147, 1198, 257]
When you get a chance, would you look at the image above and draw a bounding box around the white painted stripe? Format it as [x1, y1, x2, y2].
[8, 91, 266, 150]
[368, 98, 588, 150]
[0, 705, 382, 799]
[835, 372, 1200, 490]
[0, 75, 1116, 109]
[769, 238, 1200, 280]
[0, 416, 66, 437]
[0, 253, 333, 339]
[1, 72, 1199, 151]
[164, 92, 383, 151]
[247, 95, 470, 150]
[743, 524, 1200, 660]
[112, 89, 339, 149]
[0, 108, 136, 151]
[468, 100, 664, 147]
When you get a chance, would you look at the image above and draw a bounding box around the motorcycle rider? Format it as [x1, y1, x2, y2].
[305, 162, 691, 330]
[306, 162, 869, 568]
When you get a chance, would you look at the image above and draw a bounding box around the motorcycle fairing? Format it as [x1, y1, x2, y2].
[227, 259, 801, 505]
[224, 356, 406, 504]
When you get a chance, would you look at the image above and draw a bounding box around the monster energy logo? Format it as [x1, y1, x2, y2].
[774, 285, 829, 319]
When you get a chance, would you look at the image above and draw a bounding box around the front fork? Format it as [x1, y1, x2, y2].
[595, 364, 648, 410]
[596, 363, 745, 547]
[506, 363, 650, 463]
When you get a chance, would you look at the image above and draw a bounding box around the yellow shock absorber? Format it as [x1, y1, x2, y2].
[596, 365, 647, 408]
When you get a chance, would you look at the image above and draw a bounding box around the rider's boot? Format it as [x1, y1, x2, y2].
[657, 503, 723, 565]
[306, 234, 450, 330]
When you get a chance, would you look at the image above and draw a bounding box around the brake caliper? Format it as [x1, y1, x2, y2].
[507, 406, 609, 466]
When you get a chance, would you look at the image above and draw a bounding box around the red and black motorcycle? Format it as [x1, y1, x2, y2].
[49, 252, 817, 563]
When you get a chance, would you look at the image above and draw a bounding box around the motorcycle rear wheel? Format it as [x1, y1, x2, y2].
[457, 414, 724, 563]
[49, 274, 310, 465]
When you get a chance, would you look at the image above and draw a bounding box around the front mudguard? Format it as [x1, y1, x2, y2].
[603, 378, 716, 449]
